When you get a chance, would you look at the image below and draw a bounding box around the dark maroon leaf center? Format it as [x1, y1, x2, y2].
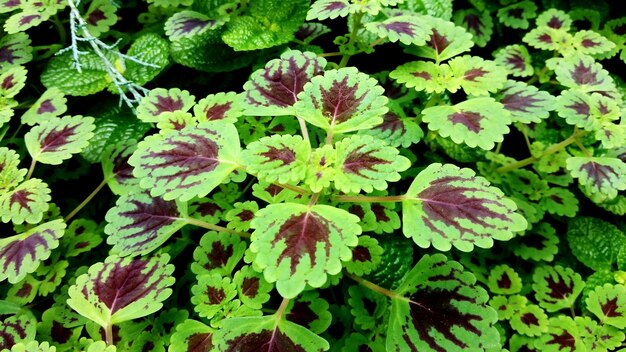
[260, 146, 296, 166]
[579, 162, 617, 187]
[376, 112, 406, 134]
[205, 242, 233, 271]
[371, 204, 390, 222]
[352, 245, 372, 262]
[0, 45, 17, 65]
[206, 286, 226, 305]
[428, 29, 450, 54]
[241, 277, 260, 298]
[570, 62, 599, 85]
[546, 331, 576, 349]
[226, 329, 304, 352]
[87, 9, 107, 26]
[188, 332, 213, 352]
[37, 99, 57, 114]
[272, 212, 331, 273]
[152, 95, 184, 115]
[342, 145, 389, 178]
[317, 76, 365, 125]
[520, 313, 539, 326]
[10, 189, 33, 210]
[547, 16, 564, 29]
[506, 52, 526, 71]
[501, 90, 542, 112]
[202, 102, 232, 121]
[497, 272, 512, 289]
[463, 68, 488, 82]
[463, 14, 484, 36]
[448, 111, 483, 133]
[19, 14, 41, 26]
[521, 233, 546, 249]
[287, 301, 319, 328]
[544, 274, 574, 301]
[39, 124, 80, 152]
[601, 297, 621, 317]
[385, 21, 415, 36]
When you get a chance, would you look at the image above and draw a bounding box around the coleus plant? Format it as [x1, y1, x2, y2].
[1, 0, 626, 351]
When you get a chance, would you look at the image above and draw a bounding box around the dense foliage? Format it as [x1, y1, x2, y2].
[1, 0, 626, 351]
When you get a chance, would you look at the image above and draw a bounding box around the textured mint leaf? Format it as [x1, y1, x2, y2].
[194, 92, 243, 124]
[0, 178, 51, 224]
[536, 8, 572, 30]
[512, 222, 559, 262]
[387, 254, 499, 351]
[191, 272, 237, 320]
[249, 203, 360, 298]
[20, 87, 67, 126]
[295, 67, 388, 134]
[495, 80, 556, 124]
[136, 88, 196, 123]
[586, 284, 626, 329]
[213, 316, 329, 351]
[234, 265, 272, 310]
[572, 30, 615, 56]
[566, 156, 626, 202]
[421, 97, 511, 150]
[0, 147, 26, 191]
[191, 231, 246, 277]
[510, 304, 548, 336]
[447, 55, 507, 96]
[567, 217, 626, 271]
[67, 254, 174, 327]
[400, 0, 453, 20]
[241, 135, 309, 185]
[493, 44, 534, 77]
[455, 9, 493, 47]
[497, 0, 537, 29]
[307, 0, 353, 21]
[124, 33, 169, 86]
[285, 291, 331, 334]
[361, 111, 423, 148]
[41, 50, 109, 96]
[82, 0, 117, 37]
[0, 314, 36, 350]
[487, 264, 522, 295]
[243, 50, 326, 116]
[129, 122, 240, 201]
[222, 0, 309, 51]
[104, 190, 188, 257]
[551, 54, 617, 95]
[169, 319, 214, 352]
[165, 10, 223, 41]
[404, 17, 473, 62]
[333, 134, 410, 193]
[0, 33, 32, 70]
[364, 15, 431, 46]
[390, 60, 458, 93]
[25, 115, 95, 165]
[0, 65, 26, 99]
[402, 163, 527, 251]
[532, 265, 584, 313]
[0, 219, 65, 284]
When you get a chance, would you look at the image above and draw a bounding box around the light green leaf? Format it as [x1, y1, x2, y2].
[241, 134, 310, 185]
[307, 0, 353, 21]
[454, 9, 493, 47]
[551, 54, 617, 95]
[535, 8, 571, 30]
[234, 265, 273, 310]
[0, 147, 26, 191]
[191, 272, 237, 320]
[586, 284, 626, 329]
[566, 156, 626, 202]
[364, 15, 431, 45]
[136, 88, 196, 123]
[344, 235, 383, 276]
[169, 319, 214, 352]
[20, 87, 67, 126]
[0, 65, 27, 99]
[389, 60, 459, 93]
[0, 33, 32, 70]
[4, 10, 46, 34]
[82, 0, 117, 37]
[194, 92, 243, 124]
[510, 304, 548, 336]
[572, 30, 616, 56]
[404, 16, 474, 62]
[25, 115, 96, 165]
[556, 90, 619, 131]
[493, 44, 534, 77]
[0, 178, 51, 224]
[448, 55, 507, 96]
[164, 10, 223, 40]
[496, 80, 555, 124]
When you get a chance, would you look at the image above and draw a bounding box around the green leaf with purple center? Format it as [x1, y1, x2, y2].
[455, 9, 493, 47]
[285, 291, 332, 334]
[25, 115, 96, 165]
[512, 222, 559, 262]
[586, 284, 626, 329]
[493, 44, 534, 77]
[0, 148, 26, 191]
[307, 0, 353, 21]
[566, 156, 626, 203]
[191, 231, 246, 277]
[404, 16, 474, 62]
[194, 91, 243, 124]
[509, 304, 548, 336]
[169, 319, 214, 352]
[495, 80, 556, 124]
[364, 15, 431, 45]
[487, 264, 522, 295]
[0, 178, 51, 224]
[233, 265, 273, 310]
[0, 33, 32, 70]
[448, 55, 507, 96]
[136, 88, 196, 124]
[344, 235, 383, 276]
[532, 265, 584, 313]
[21, 87, 67, 126]
[165, 10, 224, 41]
[241, 134, 310, 185]
[550, 54, 617, 96]
[497, 0, 537, 29]
[191, 272, 238, 320]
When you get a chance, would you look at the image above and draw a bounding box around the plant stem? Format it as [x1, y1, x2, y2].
[274, 298, 290, 323]
[25, 159, 37, 180]
[338, 12, 364, 68]
[309, 192, 320, 207]
[185, 217, 250, 238]
[52, 15, 67, 45]
[298, 117, 311, 147]
[334, 194, 405, 203]
[64, 178, 108, 223]
[347, 272, 400, 300]
[105, 323, 114, 346]
[318, 51, 342, 57]
[496, 130, 587, 173]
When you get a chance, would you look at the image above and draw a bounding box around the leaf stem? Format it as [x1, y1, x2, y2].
[338, 12, 364, 68]
[496, 130, 587, 173]
[297, 117, 311, 147]
[64, 178, 108, 223]
[318, 51, 342, 58]
[347, 272, 400, 299]
[334, 194, 405, 203]
[51, 14, 67, 45]
[25, 159, 37, 180]
[184, 217, 250, 238]
[105, 323, 114, 346]
[274, 298, 290, 323]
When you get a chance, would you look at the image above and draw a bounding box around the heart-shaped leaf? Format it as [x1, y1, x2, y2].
[566, 156, 626, 202]
[496, 80, 556, 124]
[402, 163, 527, 251]
[25, 115, 96, 165]
[551, 54, 617, 96]
[249, 203, 360, 298]
[487, 264, 522, 295]
[0, 65, 27, 99]
[82, 0, 117, 37]
[67, 254, 175, 327]
[510, 304, 548, 336]
[387, 254, 499, 351]
[572, 30, 615, 56]
[129, 122, 241, 201]
[0, 178, 51, 224]
[536, 8, 572, 30]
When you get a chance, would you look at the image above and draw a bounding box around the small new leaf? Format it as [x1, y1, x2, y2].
[241, 134, 310, 185]
[136, 88, 196, 123]
[448, 55, 507, 96]
[493, 44, 534, 77]
[191, 231, 246, 277]
[364, 15, 431, 46]
[20, 87, 67, 126]
[405, 17, 474, 62]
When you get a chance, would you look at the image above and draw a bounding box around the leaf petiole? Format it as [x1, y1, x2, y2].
[334, 194, 405, 203]
[184, 217, 250, 238]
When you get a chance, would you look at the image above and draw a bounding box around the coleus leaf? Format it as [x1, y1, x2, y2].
[512, 222, 559, 262]
[551, 54, 617, 95]
[191, 231, 246, 277]
[0, 219, 65, 284]
[454, 9, 493, 47]
[496, 0, 537, 29]
[532, 265, 584, 313]
[82, 0, 117, 37]
[225, 201, 258, 232]
[7, 275, 40, 305]
[0, 178, 51, 224]
[25, 115, 96, 165]
[285, 291, 332, 334]
[566, 156, 626, 202]
[306, 0, 353, 21]
[389, 60, 458, 94]
[62, 218, 103, 257]
[569, 216, 626, 272]
[387, 254, 499, 351]
[20, 87, 67, 126]
[136, 88, 195, 123]
[0, 0, 20, 13]
[164, 10, 223, 41]
[0, 314, 36, 350]
[169, 319, 214, 352]
[104, 190, 188, 256]
[333, 134, 410, 194]
[241, 134, 310, 185]
[361, 111, 423, 148]
[421, 97, 511, 150]
[487, 264, 522, 295]
[101, 140, 139, 196]
[191, 272, 237, 320]
[534, 316, 584, 352]
[3, 10, 46, 35]
[364, 202, 401, 234]
[364, 15, 431, 46]
[404, 16, 474, 62]
[402, 163, 527, 251]
[586, 284, 626, 329]
[509, 304, 548, 336]
[523, 26, 568, 52]
[233, 265, 272, 310]
[344, 235, 383, 276]
[67, 254, 175, 328]
[347, 284, 388, 330]
[249, 203, 360, 298]
[243, 50, 326, 116]
[447, 55, 507, 96]
[572, 30, 615, 56]
[0, 33, 32, 70]
[493, 44, 534, 77]
[295, 23, 331, 43]
[212, 315, 329, 351]
[128, 121, 241, 202]
[556, 90, 618, 131]
[0, 65, 27, 99]
[194, 92, 243, 124]
[536, 8, 572, 30]
[0, 147, 26, 191]
[495, 80, 556, 124]
[295, 67, 388, 134]
[41, 50, 109, 96]
[490, 294, 527, 321]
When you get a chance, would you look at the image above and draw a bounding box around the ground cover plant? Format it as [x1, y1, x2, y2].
[1, 0, 626, 350]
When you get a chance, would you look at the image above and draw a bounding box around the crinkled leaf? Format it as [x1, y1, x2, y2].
[361, 111, 423, 148]
[136, 88, 195, 124]
[20, 87, 67, 126]
[233, 265, 272, 310]
[495, 80, 555, 124]
[455, 9, 493, 47]
[0, 147, 26, 191]
[0, 314, 36, 350]
[566, 217, 626, 271]
[169, 319, 214, 352]
[213, 315, 329, 351]
[243, 50, 326, 116]
[487, 264, 522, 295]
[0, 219, 65, 284]
[0, 33, 32, 70]
[497, 1, 537, 29]
[67, 254, 175, 327]
[222, 0, 309, 51]
[82, 0, 117, 37]
[63, 218, 103, 257]
[295, 67, 388, 134]
[402, 163, 527, 251]
[191, 272, 237, 319]
[249, 203, 360, 298]
[0, 178, 51, 224]
[165, 10, 223, 40]
[404, 17, 473, 62]
[493, 44, 533, 77]
[191, 231, 246, 277]
[129, 122, 240, 201]
[104, 190, 188, 257]
[448, 55, 507, 96]
[241, 134, 310, 185]
[25, 115, 96, 165]
[421, 97, 511, 150]
[194, 92, 243, 124]
[389, 60, 458, 94]
[512, 222, 559, 262]
[566, 156, 626, 202]
[364, 15, 431, 45]
[306, 0, 353, 21]
[572, 30, 615, 56]
[387, 254, 499, 351]
[344, 235, 383, 276]
[0, 65, 26, 99]
[41, 50, 109, 96]
[285, 291, 331, 334]
[532, 265, 584, 313]
[510, 304, 548, 336]
[586, 284, 626, 329]
[333, 134, 410, 194]
[124, 33, 169, 86]
[551, 54, 617, 95]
